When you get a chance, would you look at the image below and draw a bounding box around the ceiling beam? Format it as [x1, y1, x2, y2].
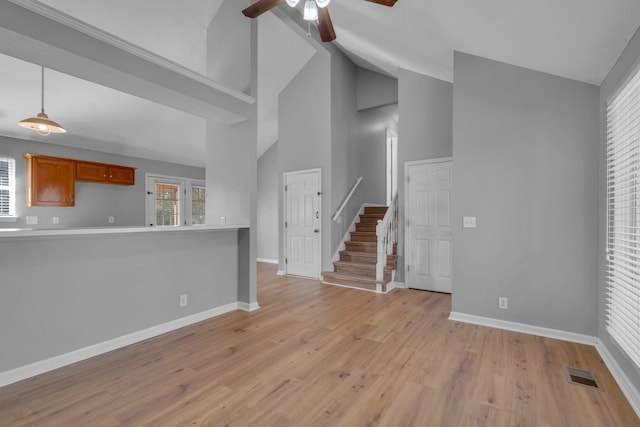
[0, 1, 255, 125]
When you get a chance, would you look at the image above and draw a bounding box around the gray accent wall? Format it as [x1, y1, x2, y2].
[0, 136, 204, 229]
[451, 52, 599, 335]
[257, 141, 279, 261]
[599, 27, 640, 391]
[397, 68, 453, 282]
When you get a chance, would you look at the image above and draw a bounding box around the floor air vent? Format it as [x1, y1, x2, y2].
[565, 367, 602, 391]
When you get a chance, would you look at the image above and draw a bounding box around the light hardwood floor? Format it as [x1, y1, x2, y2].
[1, 262, 638, 426]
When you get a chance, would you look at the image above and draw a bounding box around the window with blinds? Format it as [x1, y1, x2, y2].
[0, 156, 16, 217]
[606, 63, 640, 368]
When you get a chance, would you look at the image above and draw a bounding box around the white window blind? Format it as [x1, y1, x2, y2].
[606, 63, 640, 368]
[0, 156, 15, 217]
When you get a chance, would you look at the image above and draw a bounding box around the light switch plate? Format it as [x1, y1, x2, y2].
[26, 216, 38, 225]
[463, 216, 477, 228]
[108, 216, 115, 224]
[52, 216, 60, 225]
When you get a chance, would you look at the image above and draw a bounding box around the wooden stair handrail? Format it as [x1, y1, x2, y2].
[332, 177, 363, 222]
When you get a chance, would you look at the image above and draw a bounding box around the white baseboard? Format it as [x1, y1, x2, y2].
[276, 270, 285, 276]
[257, 258, 278, 264]
[596, 339, 640, 418]
[238, 301, 261, 312]
[388, 281, 405, 291]
[448, 312, 597, 346]
[0, 302, 243, 388]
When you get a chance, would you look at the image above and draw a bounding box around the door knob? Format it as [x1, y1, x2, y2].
[314, 229, 319, 233]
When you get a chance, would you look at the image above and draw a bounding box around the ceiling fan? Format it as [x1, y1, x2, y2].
[242, 0, 397, 43]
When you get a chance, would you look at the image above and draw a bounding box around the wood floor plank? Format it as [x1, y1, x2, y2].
[0, 262, 638, 426]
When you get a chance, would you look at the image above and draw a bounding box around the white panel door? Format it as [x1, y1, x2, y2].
[285, 169, 321, 278]
[406, 160, 452, 292]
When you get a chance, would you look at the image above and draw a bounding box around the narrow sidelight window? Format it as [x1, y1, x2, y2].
[606, 63, 640, 368]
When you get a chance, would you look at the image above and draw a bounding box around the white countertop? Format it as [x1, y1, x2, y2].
[0, 224, 249, 239]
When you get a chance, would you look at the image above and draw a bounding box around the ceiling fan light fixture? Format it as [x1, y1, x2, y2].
[285, 0, 301, 6]
[315, 0, 331, 8]
[18, 66, 66, 136]
[303, 0, 318, 20]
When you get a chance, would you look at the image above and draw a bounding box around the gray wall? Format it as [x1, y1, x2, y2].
[356, 68, 398, 111]
[206, 0, 251, 94]
[599, 27, 640, 391]
[257, 140, 279, 262]
[0, 229, 240, 372]
[397, 68, 453, 281]
[451, 52, 599, 335]
[278, 50, 332, 272]
[277, 44, 397, 269]
[0, 136, 204, 229]
[205, 15, 257, 305]
[330, 45, 359, 257]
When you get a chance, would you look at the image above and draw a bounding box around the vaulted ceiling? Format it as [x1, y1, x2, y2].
[0, 0, 638, 166]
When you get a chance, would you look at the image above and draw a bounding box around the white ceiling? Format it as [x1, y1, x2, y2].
[329, 0, 640, 84]
[0, 0, 639, 167]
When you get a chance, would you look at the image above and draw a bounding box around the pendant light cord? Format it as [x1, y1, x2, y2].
[40, 66, 45, 114]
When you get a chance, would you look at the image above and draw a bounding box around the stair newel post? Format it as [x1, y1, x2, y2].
[390, 193, 398, 256]
[376, 218, 385, 283]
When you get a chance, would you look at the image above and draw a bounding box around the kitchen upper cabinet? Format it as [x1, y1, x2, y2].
[24, 153, 75, 207]
[76, 161, 135, 185]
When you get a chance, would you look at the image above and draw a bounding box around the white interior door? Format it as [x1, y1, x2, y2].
[405, 159, 452, 292]
[285, 169, 321, 278]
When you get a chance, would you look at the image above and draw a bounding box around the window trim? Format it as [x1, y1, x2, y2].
[145, 173, 205, 227]
[0, 155, 16, 221]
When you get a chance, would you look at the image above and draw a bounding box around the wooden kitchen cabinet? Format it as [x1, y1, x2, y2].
[24, 153, 75, 207]
[76, 161, 135, 185]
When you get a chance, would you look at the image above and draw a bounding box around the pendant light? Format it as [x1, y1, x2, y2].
[18, 66, 66, 136]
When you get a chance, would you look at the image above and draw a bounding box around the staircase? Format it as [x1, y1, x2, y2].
[322, 206, 398, 293]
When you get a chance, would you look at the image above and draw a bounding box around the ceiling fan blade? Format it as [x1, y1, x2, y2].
[242, 0, 285, 18]
[365, 0, 397, 6]
[317, 7, 336, 42]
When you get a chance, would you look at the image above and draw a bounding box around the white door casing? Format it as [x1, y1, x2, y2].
[405, 159, 452, 293]
[284, 169, 321, 279]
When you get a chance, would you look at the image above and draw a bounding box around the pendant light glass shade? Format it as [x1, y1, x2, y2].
[303, 0, 318, 20]
[18, 112, 66, 136]
[18, 67, 66, 136]
[286, 0, 301, 6]
[315, 0, 331, 8]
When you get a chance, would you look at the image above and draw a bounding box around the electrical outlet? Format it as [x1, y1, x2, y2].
[180, 294, 188, 307]
[220, 216, 226, 225]
[26, 216, 38, 225]
[498, 297, 508, 310]
[463, 216, 477, 228]
[52, 216, 59, 225]
[108, 216, 115, 224]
